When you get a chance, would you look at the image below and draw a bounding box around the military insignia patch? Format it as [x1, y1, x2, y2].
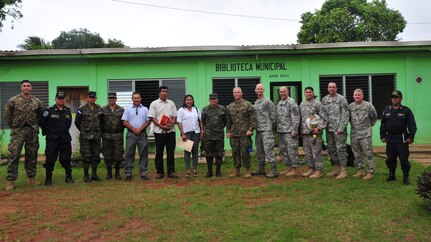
[43, 111, 49, 117]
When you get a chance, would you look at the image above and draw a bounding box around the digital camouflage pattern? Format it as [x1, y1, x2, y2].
[101, 104, 125, 166]
[322, 93, 349, 166]
[300, 99, 327, 171]
[276, 97, 300, 168]
[349, 101, 377, 172]
[4, 94, 43, 181]
[254, 97, 276, 169]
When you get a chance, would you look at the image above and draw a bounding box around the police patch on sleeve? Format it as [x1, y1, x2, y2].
[43, 111, 49, 117]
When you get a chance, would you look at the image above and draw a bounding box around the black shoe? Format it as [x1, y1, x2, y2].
[91, 175, 102, 182]
[403, 171, 410, 185]
[206, 172, 213, 178]
[141, 175, 150, 180]
[125, 175, 132, 181]
[65, 176, 75, 184]
[44, 178, 52, 186]
[167, 173, 179, 179]
[155, 174, 164, 179]
[386, 172, 396, 182]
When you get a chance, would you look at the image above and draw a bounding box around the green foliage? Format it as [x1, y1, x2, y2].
[416, 170, 431, 209]
[297, 0, 407, 44]
[105, 38, 127, 48]
[17, 36, 52, 50]
[52, 28, 106, 49]
[0, 0, 22, 30]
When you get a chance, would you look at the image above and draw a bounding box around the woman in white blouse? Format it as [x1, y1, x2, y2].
[177, 94, 204, 177]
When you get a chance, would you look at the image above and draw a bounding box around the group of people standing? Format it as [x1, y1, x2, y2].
[3, 80, 417, 191]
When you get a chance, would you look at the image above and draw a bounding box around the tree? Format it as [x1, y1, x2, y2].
[17, 36, 52, 50]
[52, 28, 106, 49]
[0, 0, 22, 30]
[297, 0, 407, 44]
[105, 38, 127, 48]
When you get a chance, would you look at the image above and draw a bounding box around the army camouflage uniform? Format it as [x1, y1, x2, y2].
[202, 104, 226, 176]
[254, 96, 277, 172]
[349, 101, 377, 173]
[4, 94, 43, 181]
[226, 99, 256, 169]
[276, 97, 300, 168]
[101, 104, 125, 167]
[299, 99, 327, 171]
[321, 93, 349, 166]
[75, 103, 102, 169]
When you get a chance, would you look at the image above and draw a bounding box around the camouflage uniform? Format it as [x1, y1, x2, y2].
[321, 93, 349, 166]
[349, 101, 377, 172]
[4, 94, 43, 181]
[276, 97, 300, 168]
[299, 99, 327, 171]
[202, 104, 226, 176]
[75, 103, 102, 169]
[101, 104, 125, 166]
[254, 96, 277, 171]
[226, 99, 256, 169]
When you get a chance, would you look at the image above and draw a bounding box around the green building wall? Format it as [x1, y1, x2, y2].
[1, 44, 430, 155]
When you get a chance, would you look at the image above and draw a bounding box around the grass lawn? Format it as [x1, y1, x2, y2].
[0, 155, 430, 241]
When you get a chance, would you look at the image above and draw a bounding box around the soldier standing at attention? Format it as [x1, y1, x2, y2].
[380, 90, 417, 185]
[75, 91, 103, 183]
[201, 93, 226, 177]
[4, 80, 43, 191]
[251, 83, 278, 178]
[322, 82, 349, 179]
[40, 91, 74, 186]
[348, 89, 377, 180]
[101, 92, 125, 180]
[276, 86, 300, 177]
[300, 87, 327, 178]
[226, 87, 256, 178]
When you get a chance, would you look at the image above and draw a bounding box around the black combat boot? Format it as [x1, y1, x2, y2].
[65, 168, 74, 184]
[215, 159, 222, 177]
[114, 163, 121, 180]
[84, 167, 91, 183]
[206, 157, 213, 178]
[91, 166, 102, 181]
[386, 169, 396, 182]
[106, 166, 113, 180]
[403, 170, 410, 185]
[44, 171, 52, 186]
[251, 166, 266, 176]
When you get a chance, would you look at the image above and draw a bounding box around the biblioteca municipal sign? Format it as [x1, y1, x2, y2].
[215, 62, 287, 72]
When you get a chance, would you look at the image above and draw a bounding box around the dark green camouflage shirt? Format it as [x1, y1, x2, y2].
[3, 94, 43, 131]
[75, 103, 102, 140]
[226, 99, 256, 137]
[101, 104, 125, 139]
[202, 104, 226, 140]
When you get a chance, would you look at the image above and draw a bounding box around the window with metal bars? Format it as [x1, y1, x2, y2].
[212, 77, 260, 107]
[319, 74, 395, 119]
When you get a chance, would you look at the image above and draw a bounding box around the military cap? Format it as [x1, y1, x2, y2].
[209, 93, 218, 99]
[88, 91, 97, 98]
[391, 90, 402, 98]
[56, 91, 65, 99]
[108, 92, 117, 98]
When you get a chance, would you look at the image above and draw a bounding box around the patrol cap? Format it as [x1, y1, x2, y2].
[88, 91, 97, 98]
[55, 91, 65, 99]
[391, 90, 402, 98]
[108, 92, 117, 98]
[209, 93, 218, 99]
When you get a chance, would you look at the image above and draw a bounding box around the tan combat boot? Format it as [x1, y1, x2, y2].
[336, 167, 348, 179]
[5, 180, 15, 191]
[309, 170, 323, 179]
[363, 172, 374, 180]
[279, 167, 292, 175]
[353, 169, 366, 178]
[285, 168, 298, 177]
[327, 165, 341, 177]
[244, 168, 252, 179]
[302, 169, 315, 177]
[28, 177, 41, 186]
[229, 168, 240, 178]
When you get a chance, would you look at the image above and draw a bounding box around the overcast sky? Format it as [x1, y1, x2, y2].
[0, 0, 430, 50]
